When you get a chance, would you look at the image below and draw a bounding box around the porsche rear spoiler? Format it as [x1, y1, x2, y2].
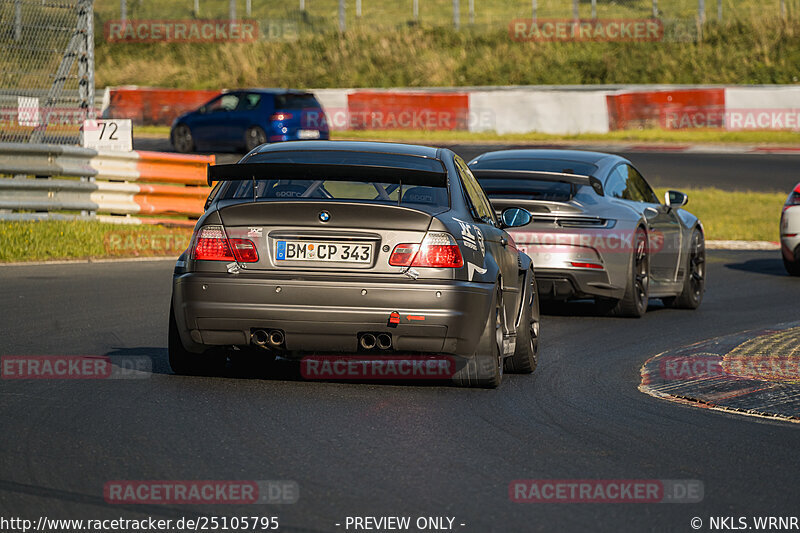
[471, 169, 604, 196]
[207, 162, 447, 187]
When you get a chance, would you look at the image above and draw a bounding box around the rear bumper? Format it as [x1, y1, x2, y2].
[535, 267, 624, 301]
[172, 273, 494, 356]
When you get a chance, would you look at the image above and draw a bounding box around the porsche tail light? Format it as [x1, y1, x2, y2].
[570, 261, 604, 269]
[192, 225, 258, 263]
[389, 232, 463, 268]
[271, 112, 293, 121]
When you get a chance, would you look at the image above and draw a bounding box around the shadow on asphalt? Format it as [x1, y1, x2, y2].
[541, 299, 667, 317]
[104, 346, 463, 387]
[724, 257, 789, 277]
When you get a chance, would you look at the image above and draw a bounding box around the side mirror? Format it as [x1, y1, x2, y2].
[500, 207, 532, 228]
[665, 190, 689, 208]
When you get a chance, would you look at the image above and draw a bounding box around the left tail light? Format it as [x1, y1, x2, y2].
[389, 232, 463, 268]
[191, 225, 259, 263]
[270, 112, 293, 121]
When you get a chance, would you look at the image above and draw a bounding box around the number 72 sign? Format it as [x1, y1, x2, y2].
[81, 119, 133, 152]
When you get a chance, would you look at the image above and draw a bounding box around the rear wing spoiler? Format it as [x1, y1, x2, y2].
[471, 169, 604, 196]
[207, 162, 447, 187]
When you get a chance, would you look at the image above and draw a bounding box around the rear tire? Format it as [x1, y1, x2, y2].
[608, 227, 650, 318]
[784, 246, 800, 276]
[452, 286, 503, 388]
[171, 124, 194, 153]
[663, 227, 706, 309]
[245, 126, 267, 152]
[504, 272, 539, 374]
[168, 302, 225, 376]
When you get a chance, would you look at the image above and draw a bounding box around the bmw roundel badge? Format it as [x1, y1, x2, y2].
[318, 210, 331, 222]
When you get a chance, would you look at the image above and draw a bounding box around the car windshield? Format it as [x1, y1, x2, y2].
[477, 178, 574, 202]
[471, 158, 598, 176]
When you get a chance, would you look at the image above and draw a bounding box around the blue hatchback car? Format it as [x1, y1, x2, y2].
[170, 89, 329, 153]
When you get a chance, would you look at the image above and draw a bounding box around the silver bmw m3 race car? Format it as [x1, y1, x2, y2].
[468, 149, 706, 317]
[781, 182, 800, 276]
[169, 141, 539, 387]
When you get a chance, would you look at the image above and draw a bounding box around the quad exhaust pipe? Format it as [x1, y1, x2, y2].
[359, 333, 377, 350]
[251, 329, 285, 349]
[359, 332, 393, 351]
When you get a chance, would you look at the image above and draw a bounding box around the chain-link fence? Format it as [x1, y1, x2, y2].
[1, 0, 95, 144]
[99, 0, 799, 36]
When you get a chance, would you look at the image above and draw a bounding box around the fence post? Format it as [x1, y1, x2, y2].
[469, 0, 474, 24]
[781, 0, 787, 18]
[300, 0, 305, 11]
[652, 0, 658, 17]
[717, 0, 722, 21]
[453, 0, 460, 29]
[413, 0, 418, 20]
[119, 0, 126, 21]
[339, 0, 346, 32]
[14, 0, 22, 40]
[229, 0, 236, 20]
[246, 0, 251, 16]
[572, 0, 579, 20]
[356, 0, 362, 18]
[591, 0, 597, 19]
[532, 0, 537, 21]
[194, 0, 200, 17]
[698, 0, 705, 23]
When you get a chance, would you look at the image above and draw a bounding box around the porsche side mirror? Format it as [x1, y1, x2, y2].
[500, 207, 532, 228]
[665, 190, 689, 208]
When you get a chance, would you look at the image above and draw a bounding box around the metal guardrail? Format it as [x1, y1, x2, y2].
[0, 142, 214, 225]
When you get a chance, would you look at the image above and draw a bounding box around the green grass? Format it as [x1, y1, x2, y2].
[0, 189, 784, 262]
[655, 188, 785, 241]
[0, 221, 192, 263]
[93, 18, 800, 89]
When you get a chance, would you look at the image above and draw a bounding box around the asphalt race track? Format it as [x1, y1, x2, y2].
[1, 249, 799, 532]
[134, 136, 800, 193]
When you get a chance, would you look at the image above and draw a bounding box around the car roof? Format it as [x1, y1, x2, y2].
[232, 88, 314, 95]
[253, 140, 441, 159]
[470, 149, 620, 165]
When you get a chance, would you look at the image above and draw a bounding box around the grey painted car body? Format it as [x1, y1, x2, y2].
[780, 183, 800, 270]
[172, 141, 533, 360]
[468, 149, 702, 301]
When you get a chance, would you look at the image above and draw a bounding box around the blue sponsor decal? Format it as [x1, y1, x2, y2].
[276, 240, 286, 260]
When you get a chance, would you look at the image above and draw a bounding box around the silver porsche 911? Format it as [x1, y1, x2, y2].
[468, 149, 705, 318]
[781, 182, 800, 276]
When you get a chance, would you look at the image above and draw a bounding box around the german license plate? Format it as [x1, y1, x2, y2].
[297, 129, 321, 139]
[276, 241, 373, 263]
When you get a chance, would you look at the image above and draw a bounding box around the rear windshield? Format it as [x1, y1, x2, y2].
[274, 93, 321, 109]
[477, 178, 574, 202]
[222, 151, 449, 207]
[470, 158, 598, 176]
[222, 179, 449, 208]
[247, 150, 444, 172]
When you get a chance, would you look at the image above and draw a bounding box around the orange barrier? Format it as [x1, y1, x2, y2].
[134, 183, 209, 217]
[347, 91, 470, 131]
[136, 151, 215, 186]
[105, 87, 222, 125]
[606, 89, 725, 130]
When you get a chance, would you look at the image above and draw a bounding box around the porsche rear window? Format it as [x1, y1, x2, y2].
[470, 158, 598, 176]
[477, 178, 574, 202]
